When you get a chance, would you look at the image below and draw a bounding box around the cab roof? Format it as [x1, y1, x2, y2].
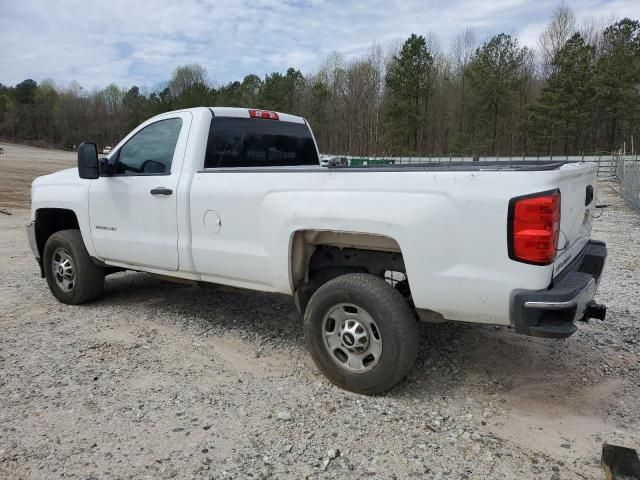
[209, 107, 305, 124]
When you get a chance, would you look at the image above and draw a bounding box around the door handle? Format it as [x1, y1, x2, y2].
[150, 187, 173, 195]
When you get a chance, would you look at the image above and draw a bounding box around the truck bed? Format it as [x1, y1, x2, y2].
[326, 160, 579, 172]
[203, 160, 580, 173]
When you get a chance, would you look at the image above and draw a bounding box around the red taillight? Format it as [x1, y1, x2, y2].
[508, 190, 561, 265]
[249, 109, 279, 120]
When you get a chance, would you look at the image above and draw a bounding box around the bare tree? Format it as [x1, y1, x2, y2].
[580, 14, 617, 53]
[452, 27, 478, 70]
[344, 46, 385, 155]
[168, 64, 209, 97]
[538, 2, 576, 76]
[451, 28, 479, 146]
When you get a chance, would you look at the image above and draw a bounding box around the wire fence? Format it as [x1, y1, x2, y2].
[615, 155, 640, 210]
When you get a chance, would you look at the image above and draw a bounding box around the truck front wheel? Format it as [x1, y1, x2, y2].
[304, 273, 419, 394]
[43, 229, 105, 304]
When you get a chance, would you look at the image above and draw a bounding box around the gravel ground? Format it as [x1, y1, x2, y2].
[0, 143, 75, 209]
[1, 145, 639, 479]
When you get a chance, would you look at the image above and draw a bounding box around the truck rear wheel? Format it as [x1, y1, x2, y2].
[303, 273, 419, 394]
[43, 229, 105, 305]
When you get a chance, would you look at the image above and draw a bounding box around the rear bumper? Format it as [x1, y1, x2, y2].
[512, 240, 607, 338]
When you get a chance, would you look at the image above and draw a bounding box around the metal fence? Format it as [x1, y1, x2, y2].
[616, 155, 640, 210]
[322, 153, 640, 208]
[323, 154, 635, 179]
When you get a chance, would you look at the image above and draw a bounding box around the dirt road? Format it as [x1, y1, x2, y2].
[1, 143, 639, 479]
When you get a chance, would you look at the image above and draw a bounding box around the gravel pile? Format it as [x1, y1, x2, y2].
[1, 182, 639, 479]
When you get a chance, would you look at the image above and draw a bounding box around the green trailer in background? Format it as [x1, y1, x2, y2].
[347, 157, 396, 166]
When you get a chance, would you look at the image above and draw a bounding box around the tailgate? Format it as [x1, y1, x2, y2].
[552, 163, 598, 277]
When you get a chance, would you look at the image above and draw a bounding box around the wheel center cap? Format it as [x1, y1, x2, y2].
[342, 333, 355, 346]
[338, 319, 369, 352]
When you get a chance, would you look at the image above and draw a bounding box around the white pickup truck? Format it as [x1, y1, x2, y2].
[27, 107, 607, 394]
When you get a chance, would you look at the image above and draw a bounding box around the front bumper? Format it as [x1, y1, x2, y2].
[26, 221, 39, 259]
[512, 240, 607, 338]
[26, 221, 44, 277]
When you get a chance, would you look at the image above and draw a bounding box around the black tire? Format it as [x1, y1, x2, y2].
[304, 273, 419, 394]
[43, 229, 105, 305]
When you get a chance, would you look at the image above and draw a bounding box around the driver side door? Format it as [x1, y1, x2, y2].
[88, 112, 191, 270]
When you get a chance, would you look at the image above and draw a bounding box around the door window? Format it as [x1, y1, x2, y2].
[115, 118, 183, 175]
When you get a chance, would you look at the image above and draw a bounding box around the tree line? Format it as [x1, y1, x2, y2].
[1, 5, 638, 157]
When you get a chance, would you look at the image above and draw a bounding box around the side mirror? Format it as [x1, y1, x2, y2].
[77, 143, 99, 179]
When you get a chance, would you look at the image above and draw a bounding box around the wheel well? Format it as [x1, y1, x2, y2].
[35, 208, 80, 258]
[290, 230, 410, 313]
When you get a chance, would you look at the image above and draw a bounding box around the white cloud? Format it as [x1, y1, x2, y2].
[0, 0, 637, 90]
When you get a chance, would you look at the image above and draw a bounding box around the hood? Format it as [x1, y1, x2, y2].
[30, 166, 90, 215]
[33, 167, 80, 186]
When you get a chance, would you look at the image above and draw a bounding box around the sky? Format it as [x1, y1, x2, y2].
[1, 0, 638, 91]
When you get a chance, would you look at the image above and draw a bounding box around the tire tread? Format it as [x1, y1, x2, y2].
[43, 229, 104, 304]
[304, 273, 419, 394]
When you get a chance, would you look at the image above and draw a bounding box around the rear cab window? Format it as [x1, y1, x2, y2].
[204, 117, 319, 168]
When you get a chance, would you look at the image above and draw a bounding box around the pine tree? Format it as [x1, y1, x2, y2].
[384, 34, 434, 154]
[595, 18, 640, 151]
[466, 34, 529, 155]
[258, 68, 303, 112]
[529, 33, 596, 155]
